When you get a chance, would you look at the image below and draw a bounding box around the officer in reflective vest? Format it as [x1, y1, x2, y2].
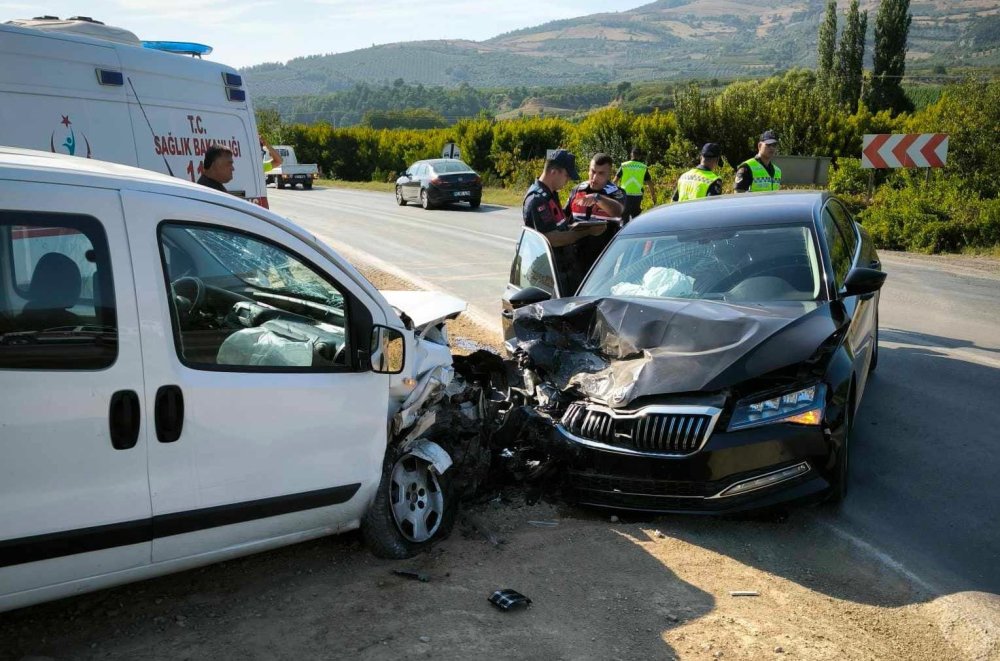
[735, 130, 782, 193]
[614, 147, 657, 223]
[261, 137, 282, 176]
[673, 143, 723, 202]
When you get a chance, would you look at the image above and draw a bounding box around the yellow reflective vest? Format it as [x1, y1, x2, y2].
[619, 160, 648, 196]
[675, 168, 721, 201]
[739, 158, 781, 191]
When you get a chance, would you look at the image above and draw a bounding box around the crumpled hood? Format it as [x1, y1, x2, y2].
[380, 290, 467, 332]
[510, 296, 845, 407]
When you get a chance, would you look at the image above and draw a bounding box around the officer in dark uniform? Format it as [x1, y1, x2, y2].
[564, 152, 626, 273]
[522, 149, 606, 294]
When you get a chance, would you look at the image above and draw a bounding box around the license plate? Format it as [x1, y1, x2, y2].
[454, 191, 471, 197]
[293, 174, 307, 179]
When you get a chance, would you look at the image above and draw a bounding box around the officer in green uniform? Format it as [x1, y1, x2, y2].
[614, 147, 657, 223]
[735, 130, 781, 193]
[672, 143, 723, 202]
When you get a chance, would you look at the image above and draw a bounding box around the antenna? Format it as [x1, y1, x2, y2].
[127, 76, 174, 177]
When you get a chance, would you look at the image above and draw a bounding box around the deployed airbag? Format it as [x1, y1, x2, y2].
[216, 319, 344, 367]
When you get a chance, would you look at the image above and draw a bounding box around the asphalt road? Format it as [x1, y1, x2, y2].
[270, 186, 1000, 597]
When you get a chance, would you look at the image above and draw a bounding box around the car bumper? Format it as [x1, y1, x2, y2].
[553, 422, 834, 513]
[427, 185, 481, 203]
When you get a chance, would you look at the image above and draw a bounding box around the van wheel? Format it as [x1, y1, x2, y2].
[277, 180, 286, 189]
[303, 181, 313, 190]
[363, 442, 457, 559]
[469, 198, 481, 209]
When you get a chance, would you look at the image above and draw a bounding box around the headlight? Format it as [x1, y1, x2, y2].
[728, 384, 826, 431]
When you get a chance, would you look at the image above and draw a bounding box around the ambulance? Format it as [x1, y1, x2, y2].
[0, 16, 269, 207]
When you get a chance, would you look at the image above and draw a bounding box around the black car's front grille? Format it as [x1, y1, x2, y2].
[560, 402, 715, 455]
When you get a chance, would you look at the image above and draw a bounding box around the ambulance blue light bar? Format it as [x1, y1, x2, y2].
[141, 41, 213, 56]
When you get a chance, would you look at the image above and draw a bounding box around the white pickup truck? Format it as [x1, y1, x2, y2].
[267, 145, 319, 190]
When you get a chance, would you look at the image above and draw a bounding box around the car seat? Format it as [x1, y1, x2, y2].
[15, 253, 83, 330]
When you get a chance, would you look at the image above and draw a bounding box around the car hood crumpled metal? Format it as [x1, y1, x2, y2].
[380, 290, 467, 333]
[510, 296, 845, 407]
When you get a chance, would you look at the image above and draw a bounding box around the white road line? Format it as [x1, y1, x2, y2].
[817, 519, 938, 594]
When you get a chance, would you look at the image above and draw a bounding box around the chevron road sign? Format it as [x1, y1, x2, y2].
[862, 133, 948, 169]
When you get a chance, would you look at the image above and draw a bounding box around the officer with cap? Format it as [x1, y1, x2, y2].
[522, 149, 607, 293]
[735, 130, 782, 193]
[672, 143, 724, 201]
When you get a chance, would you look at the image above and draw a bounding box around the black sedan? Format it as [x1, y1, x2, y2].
[395, 159, 482, 210]
[500, 192, 885, 512]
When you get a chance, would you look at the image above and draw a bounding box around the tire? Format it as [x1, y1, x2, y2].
[396, 186, 407, 206]
[265, 175, 274, 185]
[362, 442, 458, 559]
[825, 386, 853, 506]
[420, 189, 432, 210]
[277, 180, 286, 189]
[868, 311, 879, 373]
[303, 180, 313, 190]
[469, 198, 481, 209]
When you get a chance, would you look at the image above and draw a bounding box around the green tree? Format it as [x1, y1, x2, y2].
[834, 0, 868, 111]
[255, 108, 286, 143]
[817, 0, 838, 91]
[868, 0, 913, 114]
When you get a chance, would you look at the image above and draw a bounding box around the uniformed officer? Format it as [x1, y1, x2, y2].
[522, 149, 606, 293]
[614, 147, 657, 223]
[672, 143, 723, 202]
[735, 130, 782, 193]
[565, 153, 627, 225]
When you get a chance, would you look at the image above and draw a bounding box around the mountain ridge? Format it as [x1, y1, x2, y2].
[242, 0, 1000, 97]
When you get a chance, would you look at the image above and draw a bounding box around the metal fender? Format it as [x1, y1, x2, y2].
[399, 438, 453, 476]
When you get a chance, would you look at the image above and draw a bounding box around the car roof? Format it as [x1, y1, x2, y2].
[418, 159, 471, 167]
[619, 191, 831, 236]
[0, 147, 289, 226]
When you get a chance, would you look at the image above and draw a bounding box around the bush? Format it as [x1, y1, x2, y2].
[860, 176, 1000, 253]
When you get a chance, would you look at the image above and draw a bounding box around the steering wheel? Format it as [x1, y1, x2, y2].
[170, 276, 206, 324]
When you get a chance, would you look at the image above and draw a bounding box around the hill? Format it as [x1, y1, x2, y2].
[243, 0, 1000, 98]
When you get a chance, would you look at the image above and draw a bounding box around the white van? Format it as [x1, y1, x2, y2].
[0, 17, 269, 207]
[0, 148, 466, 612]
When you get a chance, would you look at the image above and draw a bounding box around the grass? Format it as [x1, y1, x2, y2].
[315, 179, 524, 207]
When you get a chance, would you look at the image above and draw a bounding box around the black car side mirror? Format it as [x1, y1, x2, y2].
[401, 171, 410, 178]
[508, 286, 552, 309]
[843, 267, 887, 299]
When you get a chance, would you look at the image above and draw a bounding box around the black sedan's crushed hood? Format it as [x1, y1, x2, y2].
[510, 296, 844, 407]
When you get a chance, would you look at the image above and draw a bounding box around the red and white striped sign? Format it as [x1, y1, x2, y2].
[862, 133, 948, 169]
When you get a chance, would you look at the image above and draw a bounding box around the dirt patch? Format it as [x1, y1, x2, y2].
[882, 250, 1000, 280]
[0, 499, 968, 660]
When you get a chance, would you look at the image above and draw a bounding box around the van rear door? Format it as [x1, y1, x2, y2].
[115, 47, 266, 206]
[0, 26, 136, 167]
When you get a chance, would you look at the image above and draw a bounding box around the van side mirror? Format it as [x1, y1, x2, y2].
[843, 267, 887, 299]
[370, 325, 405, 374]
[508, 286, 551, 309]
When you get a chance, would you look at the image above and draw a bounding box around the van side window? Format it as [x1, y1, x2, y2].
[0, 212, 117, 369]
[159, 223, 351, 371]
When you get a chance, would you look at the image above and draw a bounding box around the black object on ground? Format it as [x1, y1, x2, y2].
[488, 589, 532, 611]
[392, 569, 430, 582]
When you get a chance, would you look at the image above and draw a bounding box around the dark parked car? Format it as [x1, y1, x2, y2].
[501, 192, 885, 512]
[395, 159, 482, 210]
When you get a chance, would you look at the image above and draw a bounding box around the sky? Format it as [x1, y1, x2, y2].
[2, 1, 653, 68]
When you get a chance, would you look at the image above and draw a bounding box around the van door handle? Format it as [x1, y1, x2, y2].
[154, 385, 185, 443]
[109, 390, 140, 450]
[501, 309, 514, 319]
